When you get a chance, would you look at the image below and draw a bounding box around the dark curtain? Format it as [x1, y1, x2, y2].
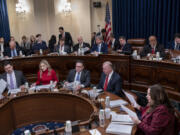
[0, 0, 10, 42]
[112, 0, 180, 48]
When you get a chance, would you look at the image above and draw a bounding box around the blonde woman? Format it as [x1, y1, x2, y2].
[35, 59, 58, 86]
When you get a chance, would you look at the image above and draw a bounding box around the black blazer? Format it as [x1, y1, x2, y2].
[0, 70, 27, 88]
[97, 72, 125, 97]
[59, 32, 73, 47]
[112, 39, 120, 51]
[73, 42, 90, 52]
[140, 44, 165, 58]
[116, 43, 132, 55]
[66, 69, 91, 87]
[3, 46, 23, 57]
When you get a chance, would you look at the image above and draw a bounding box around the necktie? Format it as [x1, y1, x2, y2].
[98, 45, 101, 52]
[104, 75, 109, 91]
[9, 73, 14, 89]
[76, 72, 80, 81]
[175, 44, 179, 50]
[152, 48, 155, 54]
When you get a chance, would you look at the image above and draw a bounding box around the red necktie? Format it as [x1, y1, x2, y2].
[104, 75, 109, 91]
[152, 48, 155, 54]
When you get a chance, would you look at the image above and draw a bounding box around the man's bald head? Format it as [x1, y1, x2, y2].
[149, 35, 157, 47]
[77, 36, 83, 44]
[102, 61, 113, 75]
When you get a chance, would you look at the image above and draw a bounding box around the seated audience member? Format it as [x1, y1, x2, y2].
[140, 35, 165, 58]
[91, 35, 108, 54]
[131, 84, 177, 135]
[109, 33, 120, 51]
[59, 26, 73, 48]
[32, 34, 48, 53]
[20, 35, 31, 56]
[0, 37, 6, 54]
[65, 60, 90, 90]
[4, 40, 23, 57]
[29, 35, 36, 48]
[73, 36, 90, 54]
[54, 38, 71, 54]
[116, 36, 132, 54]
[168, 33, 180, 50]
[10, 36, 20, 47]
[34, 60, 58, 86]
[97, 61, 125, 97]
[101, 28, 107, 43]
[48, 35, 57, 53]
[0, 61, 27, 90]
[91, 32, 96, 47]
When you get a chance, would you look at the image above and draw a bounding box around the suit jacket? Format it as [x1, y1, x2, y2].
[97, 72, 125, 97]
[73, 42, 90, 52]
[112, 39, 120, 51]
[59, 32, 73, 47]
[32, 41, 48, 53]
[140, 44, 165, 58]
[54, 44, 71, 54]
[66, 69, 91, 87]
[168, 41, 180, 50]
[0, 70, 27, 88]
[136, 105, 175, 135]
[91, 42, 108, 54]
[3, 46, 23, 57]
[116, 43, 132, 55]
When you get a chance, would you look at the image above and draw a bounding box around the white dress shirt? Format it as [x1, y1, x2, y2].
[7, 71, 17, 89]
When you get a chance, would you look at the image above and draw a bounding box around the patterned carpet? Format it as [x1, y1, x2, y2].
[11, 122, 64, 135]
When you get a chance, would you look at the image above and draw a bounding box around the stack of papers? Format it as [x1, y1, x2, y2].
[110, 99, 128, 108]
[111, 113, 134, 125]
[123, 91, 138, 108]
[106, 122, 133, 135]
[0, 79, 7, 95]
[120, 105, 138, 119]
[8, 88, 21, 94]
[89, 129, 101, 135]
[29, 84, 55, 91]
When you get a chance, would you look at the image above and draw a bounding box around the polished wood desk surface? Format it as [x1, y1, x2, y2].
[0, 54, 179, 102]
[0, 90, 136, 135]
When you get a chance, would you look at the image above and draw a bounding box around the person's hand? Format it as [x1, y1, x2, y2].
[130, 116, 141, 124]
[117, 49, 122, 53]
[132, 103, 141, 110]
[20, 85, 25, 91]
[31, 83, 36, 87]
[75, 85, 82, 91]
[53, 81, 57, 86]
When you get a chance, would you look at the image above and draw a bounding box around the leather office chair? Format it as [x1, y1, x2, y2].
[127, 38, 146, 53]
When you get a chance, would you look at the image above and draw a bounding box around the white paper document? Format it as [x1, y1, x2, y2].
[110, 99, 128, 108]
[8, 88, 21, 94]
[124, 91, 138, 107]
[0, 79, 7, 94]
[111, 113, 133, 125]
[89, 129, 101, 135]
[106, 122, 133, 135]
[29, 84, 55, 91]
[120, 104, 138, 119]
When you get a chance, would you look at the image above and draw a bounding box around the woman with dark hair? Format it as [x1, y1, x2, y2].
[131, 84, 177, 135]
[48, 35, 57, 52]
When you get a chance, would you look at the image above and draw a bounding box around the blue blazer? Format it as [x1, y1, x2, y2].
[168, 41, 180, 50]
[91, 42, 108, 54]
[3, 46, 23, 57]
[97, 72, 125, 97]
[32, 41, 48, 53]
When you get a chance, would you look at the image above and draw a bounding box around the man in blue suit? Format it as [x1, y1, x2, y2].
[168, 33, 180, 50]
[32, 34, 48, 53]
[116, 36, 132, 55]
[91, 35, 108, 54]
[97, 61, 125, 97]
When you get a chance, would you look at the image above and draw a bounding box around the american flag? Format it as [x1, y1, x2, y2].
[105, 2, 112, 47]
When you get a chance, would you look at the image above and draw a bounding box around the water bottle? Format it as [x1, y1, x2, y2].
[24, 130, 31, 135]
[99, 109, 105, 127]
[39, 49, 43, 55]
[65, 120, 72, 135]
[50, 80, 53, 91]
[105, 96, 110, 108]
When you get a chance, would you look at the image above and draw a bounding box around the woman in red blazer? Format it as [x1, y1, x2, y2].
[35, 59, 58, 86]
[131, 84, 177, 135]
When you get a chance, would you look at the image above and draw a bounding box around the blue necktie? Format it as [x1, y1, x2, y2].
[76, 72, 80, 81]
[98, 45, 101, 52]
[9, 73, 14, 89]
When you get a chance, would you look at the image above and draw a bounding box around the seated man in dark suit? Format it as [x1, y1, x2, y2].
[0, 61, 27, 90]
[32, 34, 48, 53]
[59, 26, 73, 48]
[116, 36, 132, 55]
[73, 36, 90, 54]
[91, 35, 108, 54]
[110, 33, 120, 51]
[140, 35, 165, 58]
[65, 60, 91, 90]
[168, 33, 180, 50]
[54, 38, 71, 54]
[97, 61, 125, 97]
[3, 40, 23, 58]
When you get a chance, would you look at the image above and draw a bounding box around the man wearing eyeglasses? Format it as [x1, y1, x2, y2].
[65, 60, 91, 90]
